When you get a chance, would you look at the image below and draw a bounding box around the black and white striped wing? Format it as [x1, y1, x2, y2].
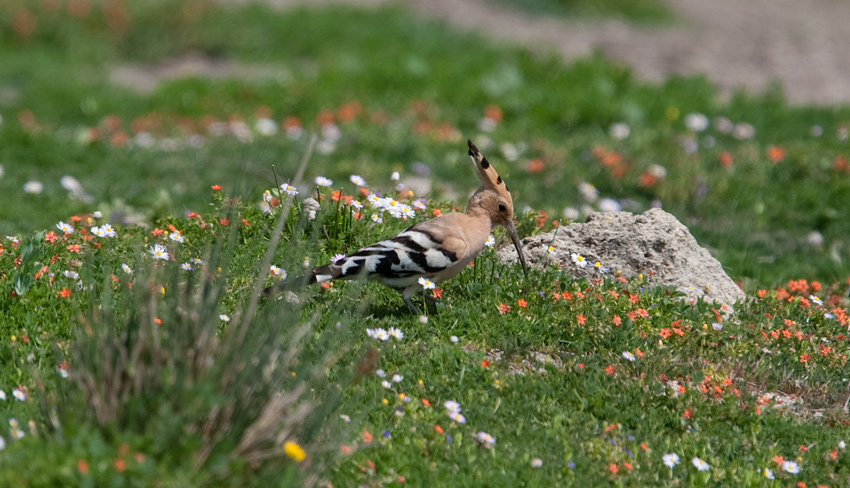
[315, 229, 459, 288]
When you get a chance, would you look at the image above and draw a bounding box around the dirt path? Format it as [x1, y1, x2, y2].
[240, 0, 850, 105]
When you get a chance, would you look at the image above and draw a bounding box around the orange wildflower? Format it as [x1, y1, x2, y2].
[605, 365, 615, 375]
[766, 146, 785, 163]
[525, 159, 544, 173]
[211, 184, 222, 191]
[484, 105, 502, 123]
[517, 298, 527, 308]
[58, 288, 71, 298]
[77, 460, 89, 474]
[719, 151, 733, 168]
[361, 430, 373, 443]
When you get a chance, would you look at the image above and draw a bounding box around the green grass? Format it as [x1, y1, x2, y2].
[488, 0, 674, 23]
[1, 1, 850, 486]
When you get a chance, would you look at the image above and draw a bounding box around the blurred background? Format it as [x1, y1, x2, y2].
[1, 0, 849, 287]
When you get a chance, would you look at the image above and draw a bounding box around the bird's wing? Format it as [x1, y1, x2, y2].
[313, 225, 466, 285]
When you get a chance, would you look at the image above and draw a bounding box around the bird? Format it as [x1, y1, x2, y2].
[264, 139, 528, 310]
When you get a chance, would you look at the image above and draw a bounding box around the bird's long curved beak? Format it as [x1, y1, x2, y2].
[504, 220, 528, 277]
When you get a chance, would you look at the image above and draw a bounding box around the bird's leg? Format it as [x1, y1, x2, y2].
[402, 287, 421, 314]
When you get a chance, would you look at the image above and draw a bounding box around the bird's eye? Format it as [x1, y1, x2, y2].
[498, 204, 507, 212]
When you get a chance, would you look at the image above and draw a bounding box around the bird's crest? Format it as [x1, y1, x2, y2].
[468, 139, 511, 199]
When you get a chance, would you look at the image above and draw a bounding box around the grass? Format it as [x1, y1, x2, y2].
[1, 1, 849, 486]
[488, 0, 674, 23]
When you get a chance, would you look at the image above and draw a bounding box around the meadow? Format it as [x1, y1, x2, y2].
[1, 1, 849, 486]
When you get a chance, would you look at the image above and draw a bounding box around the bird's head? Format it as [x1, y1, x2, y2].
[466, 139, 528, 276]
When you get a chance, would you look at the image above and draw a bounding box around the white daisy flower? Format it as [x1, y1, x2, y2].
[418, 277, 435, 289]
[314, 176, 333, 187]
[149, 244, 170, 260]
[571, 253, 588, 268]
[473, 431, 496, 449]
[280, 183, 298, 196]
[662, 453, 680, 468]
[349, 175, 366, 187]
[56, 221, 74, 234]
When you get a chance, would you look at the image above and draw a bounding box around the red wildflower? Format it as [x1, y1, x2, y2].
[211, 184, 222, 191]
[799, 353, 810, 363]
[612, 315, 622, 326]
[605, 365, 615, 375]
[577, 314, 586, 325]
[481, 360, 490, 368]
[219, 218, 229, 226]
[497, 303, 510, 314]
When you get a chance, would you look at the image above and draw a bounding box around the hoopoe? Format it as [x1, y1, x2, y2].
[265, 140, 528, 310]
